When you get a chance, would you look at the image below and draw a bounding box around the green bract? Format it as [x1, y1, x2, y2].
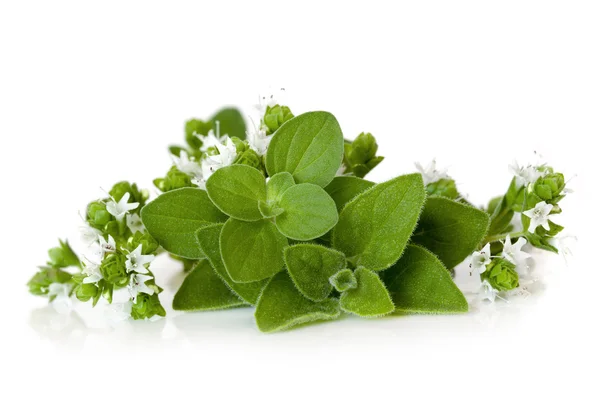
[220, 219, 288, 283]
[141, 188, 228, 259]
[411, 196, 490, 269]
[266, 111, 344, 187]
[381, 245, 468, 313]
[206, 164, 267, 221]
[332, 173, 426, 271]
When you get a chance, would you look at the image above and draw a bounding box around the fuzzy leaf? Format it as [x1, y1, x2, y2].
[172, 259, 246, 311]
[332, 173, 426, 271]
[411, 196, 490, 269]
[329, 269, 357, 292]
[266, 172, 295, 204]
[284, 244, 346, 301]
[275, 183, 338, 240]
[196, 224, 266, 305]
[220, 219, 288, 283]
[381, 245, 468, 313]
[265, 111, 344, 187]
[255, 271, 341, 333]
[210, 107, 246, 139]
[325, 176, 375, 212]
[141, 188, 228, 259]
[339, 267, 394, 317]
[206, 165, 266, 221]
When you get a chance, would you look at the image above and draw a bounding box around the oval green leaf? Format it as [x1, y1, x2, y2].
[255, 271, 341, 333]
[380, 245, 468, 313]
[206, 164, 266, 221]
[332, 173, 426, 271]
[265, 111, 344, 187]
[210, 107, 246, 139]
[275, 183, 338, 241]
[284, 244, 346, 302]
[411, 196, 490, 269]
[324, 176, 375, 212]
[266, 171, 295, 204]
[339, 267, 394, 317]
[140, 188, 228, 259]
[220, 219, 288, 283]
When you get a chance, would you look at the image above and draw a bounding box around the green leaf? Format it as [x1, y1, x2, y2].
[275, 183, 339, 240]
[332, 173, 426, 271]
[210, 107, 246, 139]
[266, 172, 295, 204]
[172, 259, 246, 311]
[339, 267, 394, 317]
[265, 111, 344, 187]
[411, 196, 490, 269]
[196, 224, 266, 305]
[220, 219, 288, 283]
[206, 165, 267, 221]
[255, 271, 341, 333]
[284, 244, 346, 302]
[141, 188, 228, 259]
[328, 269, 357, 292]
[380, 245, 468, 313]
[324, 176, 375, 212]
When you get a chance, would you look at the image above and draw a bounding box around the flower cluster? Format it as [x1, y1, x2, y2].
[28, 182, 165, 320]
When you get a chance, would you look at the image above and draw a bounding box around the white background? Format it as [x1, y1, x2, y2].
[1, 1, 598, 398]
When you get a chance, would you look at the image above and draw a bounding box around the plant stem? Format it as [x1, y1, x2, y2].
[485, 231, 525, 244]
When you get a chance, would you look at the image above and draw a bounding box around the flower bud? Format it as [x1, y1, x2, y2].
[109, 181, 149, 206]
[185, 118, 211, 150]
[153, 166, 193, 192]
[127, 231, 159, 255]
[532, 172, 565, 204]
[344, 133, 384, 178]
[47, 240, 80, 268]
[100, 253, 128, 286]
[87, 201, 113, 229]
[426, 179, 459, 199]
[482, 258, 519, 291]
[234, 147, 263, 171]
[130, 293, 166, 320]
[27, 267, 72, 296]
[75, 283, 98, 302]
[263, 105, 294, 135]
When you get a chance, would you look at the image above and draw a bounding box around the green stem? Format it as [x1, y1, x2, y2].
[485, 231, 525, 244]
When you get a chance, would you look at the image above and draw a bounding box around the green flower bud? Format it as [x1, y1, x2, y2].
[27, 267, 72, 296]
[343, 133, 384, 178]
[130, 293, 166, 320]
[230, 137, 249, 153]
[100, 253, 128, 286]
[75, 283, 98, 302]
[127, 231, 159, 255]
[87, 201, 113, 229]
[47, 240, 80, 268]
[532, 173, 565, 204]
[234, 147, 263, 171]
[426, 179, 459, 199]
[482, 258, 519, 291]
[185, 118, 211, 150]
[263, 105, 294, 135]
[153, 166, 193, 192]
[329, 269, 358, 292]
[109, 181, 149, 206]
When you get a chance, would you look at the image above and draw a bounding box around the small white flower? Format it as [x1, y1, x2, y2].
[246, 126, 272, 156]
[509, 160, 545, 188]
[470, 243, 492, 274]
[125, 245, 155, 274]
[415, 159, 449, 186]
[98, 235, 117, 258]
[80, 225, 102, 246]
[549, 234, 577, 259]
[479, 280, 499, 303]
[106, 192, 139, 222]
[502, 235, 531, 272]
[48, 283, 73, 314]
[255, 88, 287, 115]
[126, 213, 145, 234]
[201, 137, 237, 181]
[522, 201, 554, 233]
[172, 150, 203, 177]
[128, 274, 155, 302]
[82, 259, 103, 284]
[195, 121, 229, 152]
[105, 301, 132, 323]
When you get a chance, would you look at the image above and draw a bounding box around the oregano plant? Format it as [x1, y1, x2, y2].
[27, 95, 574, 331]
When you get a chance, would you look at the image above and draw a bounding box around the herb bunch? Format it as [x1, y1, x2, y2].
[28, 97, 572, 331]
